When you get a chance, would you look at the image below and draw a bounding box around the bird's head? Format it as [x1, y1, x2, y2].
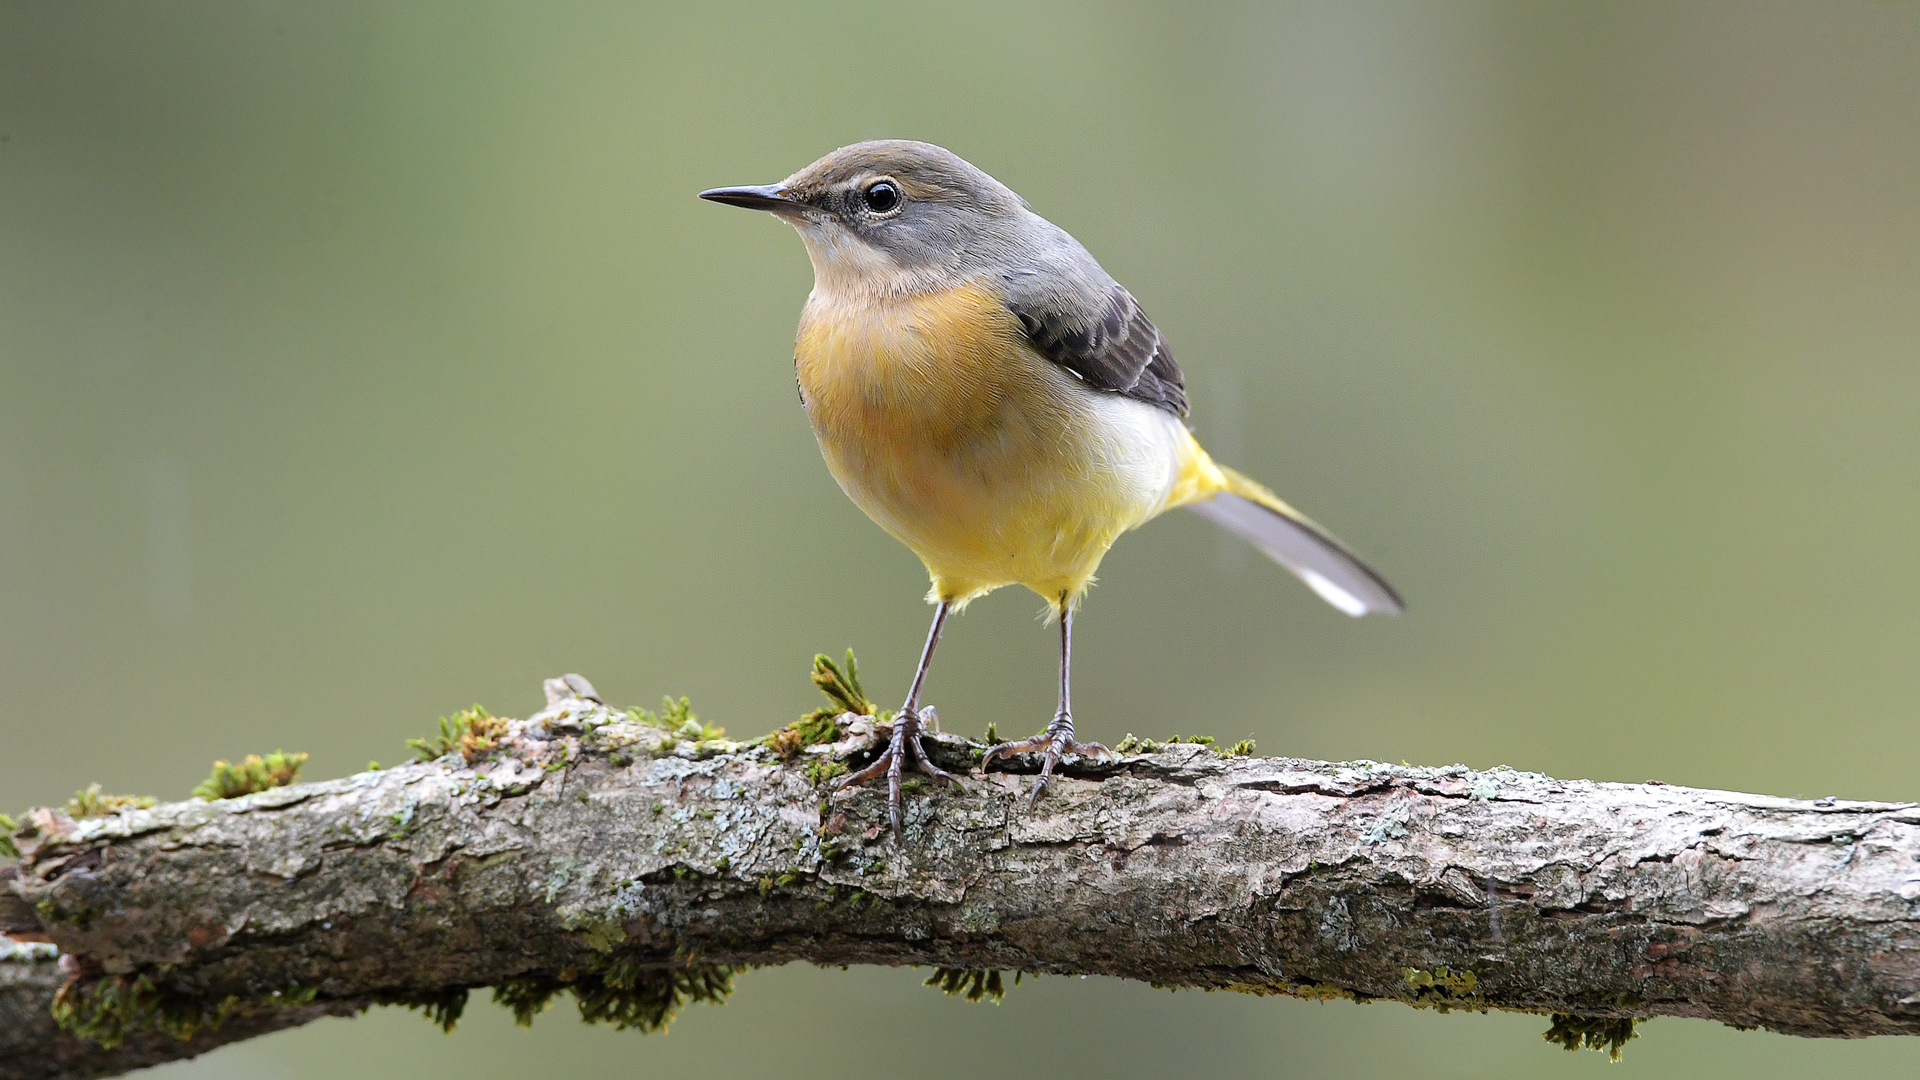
[700, 140, 1029, 297]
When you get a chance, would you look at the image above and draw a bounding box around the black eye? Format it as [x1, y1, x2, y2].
[862, 181, 900, 213]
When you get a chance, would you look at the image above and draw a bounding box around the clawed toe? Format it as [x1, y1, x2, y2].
[834, 754, 892, 789]
[906, 730, 959, 784]
[982, 734, 1108, 767]
[981, 727, 1110, 809]
[832, 707, 959, 838]
[979, 736, 1049, 768]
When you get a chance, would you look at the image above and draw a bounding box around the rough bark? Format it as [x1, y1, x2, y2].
[5, 687, 1920, 1080]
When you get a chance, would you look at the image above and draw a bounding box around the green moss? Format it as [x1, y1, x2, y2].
[52, 974, 317, 1048]
[408, 705, 505, 763]
[924, 968, 1025, 1003]
[51, 977, 174, 1047]
[56, 959, 735, 1047]
[1108, 733, 1258, 758]
[489, 956, 743, 1034]
[629, 697, 724, 742]
[1543, 1014, 1639, 1061]
[64, 783, 157, 818]
[0, 812, 17, 860]
[765, 650, 875, 757]
[1285, 982, 1360, 1003]
[1220, 974, 1639, 1062]
[1248, 969, 1488, 1012]
[492, 978, 564, 1027]
[803, 759, 849, 786]
[983, 722, 999, 744]
[1403, 966, 1478, 995]
[193, 751, 308, 801]
[372, 986, 468, 1033]
[1401, 966, 1482, 1012]
[1113, 733, 1256, 757]
[812, 649, 877, 717]
[570, 958, 736, 1032]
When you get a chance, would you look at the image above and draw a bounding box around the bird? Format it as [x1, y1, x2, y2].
[700, 141, 1402, 834]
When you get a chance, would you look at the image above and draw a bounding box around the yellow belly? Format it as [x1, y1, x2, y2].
[795, 280, 1222, 607]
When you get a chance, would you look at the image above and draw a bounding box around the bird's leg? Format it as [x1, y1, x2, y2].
[982, 598, 1111, 807]
[833, 601, 959, 837]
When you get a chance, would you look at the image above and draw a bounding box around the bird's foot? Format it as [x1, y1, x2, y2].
[832, 706, 958, 838]
[981, 716, 1111, 808]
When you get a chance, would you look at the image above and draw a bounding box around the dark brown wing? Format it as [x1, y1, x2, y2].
[1010, 284, 1189, 417]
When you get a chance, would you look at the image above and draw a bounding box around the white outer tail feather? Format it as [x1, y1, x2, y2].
[1188, 493, 1404, 617]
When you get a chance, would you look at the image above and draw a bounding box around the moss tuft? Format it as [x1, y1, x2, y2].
[1286, 982, 1360, 1002]
[51, 974, 162, 1048]
[0, 812, 18, 859]
[193, 752, 308, 801]
[64, 784, 157, 819]
[1113, 733, 1216, 755]
[802, 759, 849, 787]
[1109, 733, 1256, 758]
[1403, 966, 1478, 995]
[408, 705, 506, 763]
[812, 648, 877, 716]
[571, 959, 736, 1032]
[375, 956, 745, 1037]
[924, 968, 1025, 1003]
[372, 987, 468, 1033]
[492, 979, 564, 1027]
[52, 974, 316, 1048]
[765, 650, 877, 757]
[60, 962, 739, 1046]
[1543, 1014, 1639, 1061]
[629, 697, 724, 742]
[766, 710, 841, 760]
[1401, 966, 1483, 1012]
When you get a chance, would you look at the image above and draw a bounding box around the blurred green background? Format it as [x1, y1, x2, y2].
[3, 1, 1918, 1076]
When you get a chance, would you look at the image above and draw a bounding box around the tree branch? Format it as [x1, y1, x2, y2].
[6, 683, 1920, 1079]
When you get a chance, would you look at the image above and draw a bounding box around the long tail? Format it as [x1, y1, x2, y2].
[1186, 464, 1404, 617]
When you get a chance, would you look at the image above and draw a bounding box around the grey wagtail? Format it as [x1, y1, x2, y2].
[702, 141, 1402, 833]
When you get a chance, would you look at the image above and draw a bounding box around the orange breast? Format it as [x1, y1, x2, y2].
[795, 279, 1038, 454]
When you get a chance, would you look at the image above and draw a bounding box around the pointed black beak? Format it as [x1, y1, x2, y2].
[698, 184, 804, 212]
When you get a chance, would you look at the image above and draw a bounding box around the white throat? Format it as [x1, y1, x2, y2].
[788, 219, 943, 301]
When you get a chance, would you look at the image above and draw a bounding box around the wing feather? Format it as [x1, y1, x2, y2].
[1007, 282, 1188, 416]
